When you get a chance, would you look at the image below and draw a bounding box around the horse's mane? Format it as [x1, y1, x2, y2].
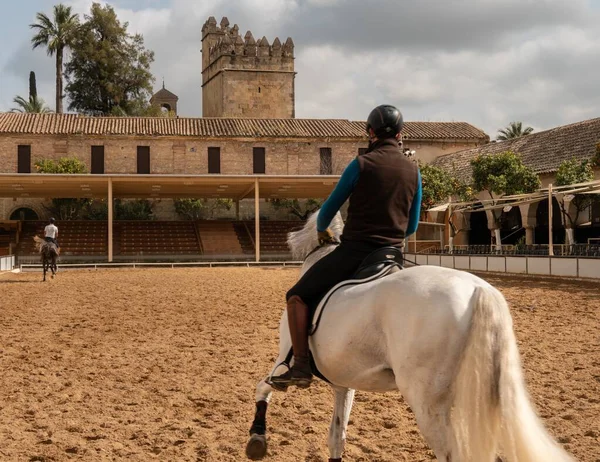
[287, 210, 344, 260]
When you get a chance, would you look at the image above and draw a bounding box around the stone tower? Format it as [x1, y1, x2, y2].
[150, 82, 179, 115]
[201, 16, 296, 118]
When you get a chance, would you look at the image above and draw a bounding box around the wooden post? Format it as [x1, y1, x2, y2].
[235, 200, 240, 221]
[254, 179, 260, 263]
[548, 183, 554, 256]
[108, 178, 113, 262]
[447, 198, 453, 254]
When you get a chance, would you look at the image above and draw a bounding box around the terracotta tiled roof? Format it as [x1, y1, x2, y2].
[0, 113, 488, 141]
[432, 117, 600, 182]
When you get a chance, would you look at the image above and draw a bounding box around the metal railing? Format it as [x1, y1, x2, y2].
[420, 244, 600, 257]
[0, 254, 15, 271]
[20, 260, 303, 272]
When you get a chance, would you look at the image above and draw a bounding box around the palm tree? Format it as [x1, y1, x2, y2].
[497, 121, 534, 141]
[30, 4, 79, 114]
[11, 95, 53, 113]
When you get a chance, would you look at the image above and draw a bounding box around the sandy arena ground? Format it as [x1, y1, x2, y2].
[0, 267, 598, 461]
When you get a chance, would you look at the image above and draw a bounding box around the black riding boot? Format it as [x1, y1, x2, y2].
[270, 295, 313, 390]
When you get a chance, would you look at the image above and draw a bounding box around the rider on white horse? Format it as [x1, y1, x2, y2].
[270, 104, 423, 390]
[44, 218, 60, 254]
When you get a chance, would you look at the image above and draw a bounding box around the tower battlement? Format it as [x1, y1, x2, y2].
[202, 17, 294, 76]
[201, 17, 296, 118]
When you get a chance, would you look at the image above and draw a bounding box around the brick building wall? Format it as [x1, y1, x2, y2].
[0, 134, 364, 220]
[0, 114, 489, 221]
[404, 140, 479, 165]
[0, 135, 367, 175]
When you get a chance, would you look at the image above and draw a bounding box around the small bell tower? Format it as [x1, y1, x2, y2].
[150, 81, 179, 115]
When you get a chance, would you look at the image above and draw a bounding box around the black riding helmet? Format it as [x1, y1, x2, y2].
[366, 105, 404, 139]
[49, 217, 55, 224]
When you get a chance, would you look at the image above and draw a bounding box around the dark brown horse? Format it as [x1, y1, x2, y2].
[34, 236, 58, 281]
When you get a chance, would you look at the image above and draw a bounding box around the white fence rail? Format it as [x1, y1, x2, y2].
[0, 255, 15, 271]
[19, 261, 303, 272]
[404, 253, 600, 280]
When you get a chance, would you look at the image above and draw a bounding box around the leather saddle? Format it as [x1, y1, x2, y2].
[352, 246, 404, 280]
[42, 241, 58, 256]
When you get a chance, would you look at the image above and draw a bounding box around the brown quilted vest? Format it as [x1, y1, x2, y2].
[341, 138, 419, 248]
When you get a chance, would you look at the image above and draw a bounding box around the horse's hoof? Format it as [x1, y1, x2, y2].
[267, 380, 288, 392]
[245, 434, 267, 460]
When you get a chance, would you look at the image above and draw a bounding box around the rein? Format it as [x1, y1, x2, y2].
[403, 256, 420, 266]
[305, 240, 340, 260]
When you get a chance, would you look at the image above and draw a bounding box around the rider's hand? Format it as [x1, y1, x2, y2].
[318, 229, 336, 245]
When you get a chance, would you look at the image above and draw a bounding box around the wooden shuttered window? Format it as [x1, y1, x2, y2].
[208, 147, 221, 174]
[320, 147, 332, 175]
[253, 147, 266, 174]
[91, 146, 105, 174]
[17, 145, 31, 173]
[137, 146, 150, 174]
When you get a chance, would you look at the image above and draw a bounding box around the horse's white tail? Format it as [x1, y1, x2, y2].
[33, 235, 44, 252]
[450, 286, 575, 462]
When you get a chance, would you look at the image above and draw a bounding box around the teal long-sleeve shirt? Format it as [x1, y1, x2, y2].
[317, 158, 422, 237]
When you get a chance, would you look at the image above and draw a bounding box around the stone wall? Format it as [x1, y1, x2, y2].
[221, 71, 295, 118]
[404, 140, 484, 165]
[0, 133, 485, 223]
[0, 135, 367, 175]
[202, 73, 224, 118]
[201, 16, 295, 118]
[0, 198, 51, 221]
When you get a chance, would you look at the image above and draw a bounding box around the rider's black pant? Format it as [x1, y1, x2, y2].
[45, 237, 59, 248]
[286, 242, 380, 310]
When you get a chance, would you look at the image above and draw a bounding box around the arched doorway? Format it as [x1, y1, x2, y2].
[10, 207, 39, 221]
[468, 203, 491, 245]
[499, 206, 524, 244]
[575, 197, 600, 243]
[535, 198, 564, 244]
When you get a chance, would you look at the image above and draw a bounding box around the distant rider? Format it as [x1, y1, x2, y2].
[44, 218, 60, 254]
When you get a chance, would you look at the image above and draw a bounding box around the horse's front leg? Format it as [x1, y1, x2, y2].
[42, 260, 47, 282]
[328, 386, 355, 462]
[246, 379, 273, 460]
[246, 314, 292, 460]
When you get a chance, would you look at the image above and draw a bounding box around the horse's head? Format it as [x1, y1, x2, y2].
[287, 209, 344, 261]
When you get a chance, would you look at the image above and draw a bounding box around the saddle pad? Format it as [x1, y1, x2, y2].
[272, 265, 399, 387]
[309, 264, 397, 336]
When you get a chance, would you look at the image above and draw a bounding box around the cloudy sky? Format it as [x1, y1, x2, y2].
[1, 0, 599, 137]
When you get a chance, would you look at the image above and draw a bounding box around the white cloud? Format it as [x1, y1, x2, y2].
[1, 0, 599, 138]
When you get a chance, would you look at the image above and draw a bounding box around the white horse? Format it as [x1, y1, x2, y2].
[246, 211, 576, 462]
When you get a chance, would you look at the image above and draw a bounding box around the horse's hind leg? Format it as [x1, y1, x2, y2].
[404, 389, 454, 462]
[327, 386, 355, 462]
